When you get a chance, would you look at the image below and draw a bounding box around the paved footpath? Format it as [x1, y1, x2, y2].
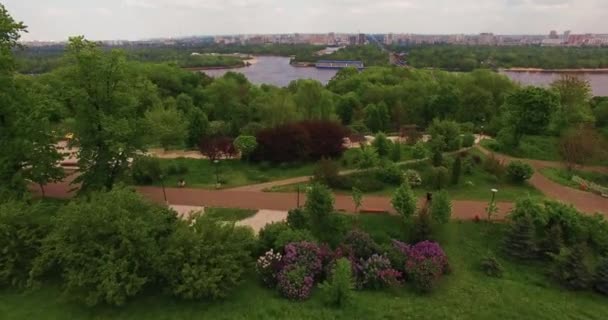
[476, 146, 608, 214]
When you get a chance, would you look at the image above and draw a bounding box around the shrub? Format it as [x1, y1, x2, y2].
[160, 215, 255, 300]
[131, 156, 163, 184]
[277, 264, 314, 300]
[32, 188, 177, 306]
[595, 258, 608, 295]
[506, 161, 534, 184]
[282, 242, 324, 277]
[404, 169, 422, 187]
[341, 229, 381, 260]
[274, 229, 316, 250]
[502, 214, 537, 260]
[544, 201, 587, 246]
[355, 146, 380, 169]
[430, 191, 452, 224]
[432, 150, 444, 167]
[451, 156, 462, 185]
[233, 135, 258, 161]
[462, 133, 476, 148]
[256, 249, 283, 288]
[482, 153, 506, 179]
[287, 208, 310, 230]
[358, 254, 402, 289]
[391, 183, 417, 222]
[463, 157, 475, 175]
[319, 258, 355, 307]
[258, 222, 291, 252]
[312, 158, 341, 187]
[412, 141, 428, 159]
[166, 160, 188, 175]
[480, 254, 504, 278]
[402, 241, 450, 292]
[429, 166, 450, 190]
[0, 202, 54, 289]
[372, 132, 392, 157]
[376, 162, 403, 185]
[390, 142, 402, 162]
[539, 224, 564, 260]
[550, 245, 592, 290]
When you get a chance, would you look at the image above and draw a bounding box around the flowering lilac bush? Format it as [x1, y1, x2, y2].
[397, 240, 450, 292]
[341, 229, 381, 260]
[256, 249, 283, 288]
[283, 242, 324, 277]
[277, 264, 315, 300]
[358, 254, 402, 289]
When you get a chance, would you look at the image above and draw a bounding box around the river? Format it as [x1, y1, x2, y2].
[201, 56, 608, 96]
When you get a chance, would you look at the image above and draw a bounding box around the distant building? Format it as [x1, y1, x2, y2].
[549, 30, 559, 39]
[358, 33, 366, 45]
[316, 60, 364, 69]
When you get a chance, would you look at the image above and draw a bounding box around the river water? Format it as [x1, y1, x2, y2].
[201, 56, 608, 96]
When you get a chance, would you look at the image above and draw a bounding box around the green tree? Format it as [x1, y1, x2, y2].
[551, 245, 591, 290]
[305, 183, 335, 237]
[335, 92, 361, 125]
[428, 119, 461, 151]
[352, 187, 363, 213]
[146, 104, 188, 151]
[186, 108, 209, 148]
[31, 187, 178, 306]
[372, 132, 391, 157]
[319, 258, 355, 308]
[430, 191, 452, 224]
[0, 6, 61, 199]
[364, 102, 390, 133]
[292, 79, 335, 120]
[389, 142, 402, 162]
[550, 75, 595, 132]
[355, 146, 380, 169]
[498, 87, 560, 147]
[64, 37, 151, 193]
[391, 182, 417, 222]
[503, 214, 537, 260]
[233, 135, 258, 161]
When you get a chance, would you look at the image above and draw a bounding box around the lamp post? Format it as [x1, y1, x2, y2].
[214, 159, 220, 189]
[486, 188, 499, 221]
[491, 188, 498, 203]
[160, 174, 168, 204]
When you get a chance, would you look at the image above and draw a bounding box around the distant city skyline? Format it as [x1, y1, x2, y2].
[4, 0, 608, 42]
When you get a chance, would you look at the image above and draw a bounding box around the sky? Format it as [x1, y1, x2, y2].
[3, 0, 607, 41]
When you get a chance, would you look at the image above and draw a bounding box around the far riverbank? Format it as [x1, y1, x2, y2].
[503, 67, 608, 73]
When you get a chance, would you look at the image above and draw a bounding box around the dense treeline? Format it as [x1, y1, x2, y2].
[399, 45, 608, 71]
[14, 43, 324, 74]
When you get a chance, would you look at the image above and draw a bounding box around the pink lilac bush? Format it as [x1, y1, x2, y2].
[256, 249, 283, 288]
[277, 264, 315, 300]
[282, 242, 324, 277]
[358, 254, 402, 289]
[395, 240, 450, 292]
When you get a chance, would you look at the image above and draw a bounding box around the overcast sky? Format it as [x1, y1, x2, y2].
[4, 0, 607, 41]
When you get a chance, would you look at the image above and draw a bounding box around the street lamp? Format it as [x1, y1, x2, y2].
[491, 188, 498, 203]
[486, 188, 499, 221]
[214, 159, 220, 189]
[160, 174, 168, 205]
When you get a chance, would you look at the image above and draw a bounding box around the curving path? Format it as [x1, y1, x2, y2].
[476, 145, 608, 214]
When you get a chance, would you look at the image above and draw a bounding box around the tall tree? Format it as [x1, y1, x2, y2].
[64, 37, 151, 193]
[0, 5, 61, 199]
[550, 75, 595, 132]
[145, 104, 188, 151]
[498, 87, 560, 147]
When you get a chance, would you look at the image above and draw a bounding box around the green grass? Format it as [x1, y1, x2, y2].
[204, 207, 257, 221]
[156, 158, 315, 189]
[482, 136, 561, 161]
[540, 167, 608, 190]
[1, 219, 607, 319]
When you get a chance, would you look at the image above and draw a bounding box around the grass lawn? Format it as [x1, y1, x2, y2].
[204, 207, 257, 221]
[155, 158, 315, 189]
[1, 217, 606, 319]
[540, 167, 608, 190]
[481, 135, 561, 162]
